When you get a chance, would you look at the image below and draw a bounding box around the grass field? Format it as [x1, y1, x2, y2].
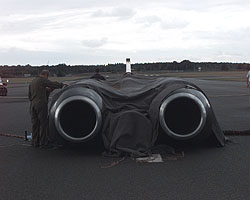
[2, 71, 247, 84]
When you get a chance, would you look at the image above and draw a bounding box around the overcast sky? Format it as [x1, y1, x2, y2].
[0, 0, 249, 65]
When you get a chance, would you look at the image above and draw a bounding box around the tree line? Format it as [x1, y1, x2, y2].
[0, 60, 250, 77]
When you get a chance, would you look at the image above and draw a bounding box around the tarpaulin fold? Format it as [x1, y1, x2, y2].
[49, 74, 225, 156]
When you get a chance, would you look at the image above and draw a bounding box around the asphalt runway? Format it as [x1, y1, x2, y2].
[0, 77, 250, 200]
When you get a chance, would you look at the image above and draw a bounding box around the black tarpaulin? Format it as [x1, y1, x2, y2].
[50, 74, 225, 156]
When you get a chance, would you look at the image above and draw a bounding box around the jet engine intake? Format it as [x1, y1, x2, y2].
[50, 87, 103, 143]
[159, 88, 211, 140]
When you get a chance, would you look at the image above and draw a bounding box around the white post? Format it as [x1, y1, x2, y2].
[126, 58, 131, 73]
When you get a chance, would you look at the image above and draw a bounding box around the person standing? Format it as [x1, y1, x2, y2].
[28, 70, 66, 148]
[90, 68, 106, 81]
[247, 70, 250, 107]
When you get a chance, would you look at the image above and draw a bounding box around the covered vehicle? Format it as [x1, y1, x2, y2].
[48, 74, 225, 156]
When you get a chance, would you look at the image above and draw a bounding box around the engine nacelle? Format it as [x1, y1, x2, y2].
[49, 87, 103, 143]
[159, 88, 211, 141]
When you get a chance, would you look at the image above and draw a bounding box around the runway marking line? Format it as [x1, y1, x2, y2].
[0, 133, 25, 139]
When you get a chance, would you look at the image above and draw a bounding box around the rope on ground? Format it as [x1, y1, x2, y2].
[223, 130, 250, 136]
[101, 157, 126, 169]
[1, 129, 250, 149]
[0, 133, 25, 139]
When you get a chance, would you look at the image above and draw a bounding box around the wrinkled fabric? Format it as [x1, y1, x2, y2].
[50, 74, 225, 156]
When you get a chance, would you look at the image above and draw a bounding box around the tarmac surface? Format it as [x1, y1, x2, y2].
[0, 76, 250, 200]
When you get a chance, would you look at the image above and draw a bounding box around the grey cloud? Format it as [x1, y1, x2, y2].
[1, 0, 249, 16]
[0, 17, 47, 34]
[136, 15, 188, 29]
[0, 0, 249, 65]
[110, 7, 136, 20]
[185, 27, 250, 43]
[149, 0, 250, 12]
[0, 20, 39, 34]
[0, 42, 249, 65]
[0, 0, 145, 15]
[92, 7, 136, 20]
[136, 15, 162, 26]
[161, 19, 189, 29]
[81, 38, 108, 48]
[182, 29, 250, 62]
[0, 12, 74, 34]
[0, 47, 131, 65]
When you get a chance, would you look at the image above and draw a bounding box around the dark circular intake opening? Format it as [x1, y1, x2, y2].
[59, 100, 97, 138]
[164, 97, 201, 135]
